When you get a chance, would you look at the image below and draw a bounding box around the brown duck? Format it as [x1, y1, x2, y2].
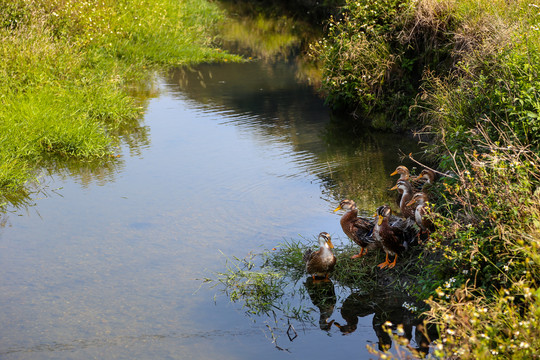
[390, 165, 411, 181]
[303, 232, 337, 281]
[390, 166, 414, 205]
[406, 192, 433, 236]
[414, 169, 436, 185]
[372, 205, 417, 269]
[334, 199, 377, 259]
[392, 165, 435, 191]
[390, 179, 415, 220]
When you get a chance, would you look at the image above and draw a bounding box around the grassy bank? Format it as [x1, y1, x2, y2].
[312, 0, 540, 357]
[206, 0, 540, 357]
[0, 0, 242, 196]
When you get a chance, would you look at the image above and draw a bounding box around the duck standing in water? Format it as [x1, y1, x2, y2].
[372, 205, 417, 269]
[303, 232, 337, 281]
[334, 199, 377, 259]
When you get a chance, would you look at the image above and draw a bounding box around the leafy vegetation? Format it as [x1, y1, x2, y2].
[310, 0, 425, 130]
[210, 0, 540, 357]
[0, 0, 242, 195]
[310, 0, 540, 357]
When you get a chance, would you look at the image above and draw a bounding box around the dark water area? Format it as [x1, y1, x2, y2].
[0, 8, 435, 360]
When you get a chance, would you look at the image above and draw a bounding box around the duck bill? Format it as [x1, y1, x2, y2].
[377, 215, 383, 226]
[327, 239, 334, 249]
[389, 184, 398, 190]
[390, 170, 398, 176]
[333, 205, 342, 212]
[406, 199, 415, 207]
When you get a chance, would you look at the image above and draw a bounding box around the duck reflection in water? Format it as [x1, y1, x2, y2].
[334, 291, 437, 357]
[334, 292, 375, 334]
[304, 277, 337, 331]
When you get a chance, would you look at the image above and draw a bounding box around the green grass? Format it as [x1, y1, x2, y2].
[0, 0, 243, 195]
[206, 237, 427, 313]
[308, 0, 540, 355]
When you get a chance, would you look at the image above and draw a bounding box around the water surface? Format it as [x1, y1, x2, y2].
[0, 55, 428, 359]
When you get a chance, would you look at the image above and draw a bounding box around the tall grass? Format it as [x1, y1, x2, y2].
[405, 0, 540, 357]
[0, 0, 242, 193]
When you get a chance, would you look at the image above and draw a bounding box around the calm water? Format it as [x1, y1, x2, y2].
[0, 58, 428, 358]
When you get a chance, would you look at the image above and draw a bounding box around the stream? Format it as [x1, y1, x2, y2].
[0, 8, 431, 360]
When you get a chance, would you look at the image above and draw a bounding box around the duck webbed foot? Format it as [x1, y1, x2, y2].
[387, 255, 398, 269]
[312, 274, 332, 283]
[378, 253, 390, 269]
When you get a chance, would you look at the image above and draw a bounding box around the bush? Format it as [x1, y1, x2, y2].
[312, 0, 418, 130]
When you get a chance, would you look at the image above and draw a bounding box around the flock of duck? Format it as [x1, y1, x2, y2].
[303, 166, 436, 280]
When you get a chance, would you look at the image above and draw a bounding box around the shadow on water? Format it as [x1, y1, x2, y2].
[209, 240, 438, 356]
[167, 61, 422, 213]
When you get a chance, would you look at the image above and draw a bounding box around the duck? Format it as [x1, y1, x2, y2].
[391, 165, 436, 191]
[372, 205, 417, 269]
[303, 232, 337, 281]
[414, 169, 436, 185]
[389, 179, 415, 220]
[412, 168, 437, 196]
[390, 166, 421, 205]
[334, 199, 377, 259]
[406, 192, 433, 237]
[390, 165, 411, 181]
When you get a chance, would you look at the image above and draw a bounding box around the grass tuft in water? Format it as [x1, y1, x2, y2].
[206, 237, 427, 317]
[205, 251, 287, 316]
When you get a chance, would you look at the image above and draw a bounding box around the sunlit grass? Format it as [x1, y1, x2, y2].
[0, 0, 243, 195]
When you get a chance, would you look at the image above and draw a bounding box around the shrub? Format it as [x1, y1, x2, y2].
[312, 0, 417, 130]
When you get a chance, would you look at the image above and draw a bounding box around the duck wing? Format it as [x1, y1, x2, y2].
[303, 248, 315, 264]
[389, 217, 418, 248]
[351, 216, 374, 235]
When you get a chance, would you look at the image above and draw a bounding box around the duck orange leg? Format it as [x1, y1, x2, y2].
[351, 247, 367, 259]
[387, 254, 398, 269]
[378, 253, 390, 269]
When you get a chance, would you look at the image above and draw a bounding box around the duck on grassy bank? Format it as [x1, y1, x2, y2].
[334, 199, 377, 259]
[373, 205, 417, 269]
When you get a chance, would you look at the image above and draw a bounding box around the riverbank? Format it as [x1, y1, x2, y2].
[208, 0, 540, 357]
[313, 0, 540, 357]
[0, 0, 242, 198]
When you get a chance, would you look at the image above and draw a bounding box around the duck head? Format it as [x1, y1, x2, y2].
[318, 232, 334, 249]
[334, 199, 357, 212]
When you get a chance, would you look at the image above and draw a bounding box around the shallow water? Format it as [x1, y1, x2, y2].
[0, 56, 430, 359]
